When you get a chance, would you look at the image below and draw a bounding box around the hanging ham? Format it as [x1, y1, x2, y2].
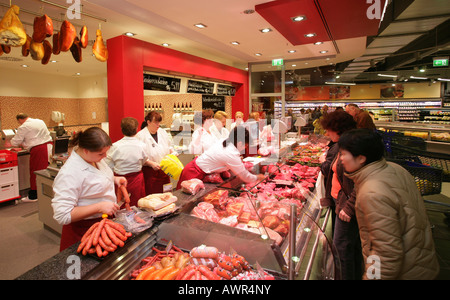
[79, 25, 88, 48]
[59, 20, 76, 52]
[92, 29, 108, 62]
[0, 5, 27, 46]
[70, 37, 82, 63]
[30, 41, 44, 61]
[41, 39, 52, 65]
[32, 14, 53, 43]
[22, 34, 31, 56]
[52, 32, 60, 55]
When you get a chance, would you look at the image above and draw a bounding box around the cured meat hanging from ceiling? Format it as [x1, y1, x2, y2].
[0, 5, 27, 46]
[0, 4, 108, 64]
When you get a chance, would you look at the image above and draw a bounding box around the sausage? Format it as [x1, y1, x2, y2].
[110, 227, 127, 242]
[198, 265, 221, 280]
[147, 269, 163, 280]
[101, 226, 113, 246]
[81, 222, 98, 242]
[154, 266, 175, 280]
[135, 266, 155, 280]
[190, 246, 219, 259]
[105, 220, 127, 235]
[92, 218, 106, 247]
[104, 223, 124, 247]
[215, 267, 232, 280]
[181, 268, 197, 280]
[82, 227, 96, 255]
[217, 256, 234, 271]
[175, 264, 194, 280]
[120, 185, 131, 206]
[162, 269, 180, 280]
[98, 235, 116, 253]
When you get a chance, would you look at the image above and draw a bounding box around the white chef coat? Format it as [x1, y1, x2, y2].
[196, 140, 257, 183]
[104, 136, 149, 175]
[135, 127, 173, 164]
[210, 122, 230, 141]
[52, 149, 116, 225]
[189, 127, 218, 155]
[11, 118, 52, 150]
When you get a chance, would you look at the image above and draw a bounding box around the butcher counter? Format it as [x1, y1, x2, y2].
[17, 141, 338, 280]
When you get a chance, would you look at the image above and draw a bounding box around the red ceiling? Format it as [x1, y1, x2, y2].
[255, 0, 385, 46]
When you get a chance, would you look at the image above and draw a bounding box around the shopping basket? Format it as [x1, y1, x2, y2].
[378, 130, 427, 155]
[389, 143, 450, 182]
[387, 158, 443, 196]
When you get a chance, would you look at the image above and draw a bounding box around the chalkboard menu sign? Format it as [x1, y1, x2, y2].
[217, 84, 236, 96]
[143, 74, 181, 92]
[202, 95, 225, 112]
[187, 80, 214, 94]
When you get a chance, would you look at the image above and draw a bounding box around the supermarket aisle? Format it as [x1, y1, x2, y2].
[0, 183, 449, 280]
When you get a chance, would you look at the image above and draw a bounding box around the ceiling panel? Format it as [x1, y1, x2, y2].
[255, 0, 329, 46]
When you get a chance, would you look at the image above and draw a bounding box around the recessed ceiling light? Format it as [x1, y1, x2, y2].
[319, 50, 328, 54]
[194, 23, 207, 29]
[161, 43, 170, 47]
[75, 73, 81, 76]
[292, 64, 297, 67]
[314, 41, 323, 45]
[291, 15, 306, 22]
[260, 28, 272, 33]
[255, 53, 262, 56]
[123, 32, 136, 37]
[304, 33, 316, 38]
[21, 64, 28, 68]
[230, 41, 240, 45]
[50, 60, 57, 63]
[288, 50, 296, 53]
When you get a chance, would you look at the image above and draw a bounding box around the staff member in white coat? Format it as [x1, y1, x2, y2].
[177, 126, 265, 189]
[11, 113, 53, 202]
[105, 117, 149, 207]
[52, 127, 126, 251]
[136, 111, 174, 194]
[189, 109, 216, 155]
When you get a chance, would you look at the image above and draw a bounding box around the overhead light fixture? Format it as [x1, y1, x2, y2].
[123, 32, 136, 37]
[336, 75, 340, 79]
[292, 64, 297, 67]
[21, 64, 28, 68]
[325, 81, 356, 86]
[259, 28, 272, 33]
[288, 50, 296, 53]
[194, 23, 207, 29]
[50, 60, 57, 63]
[438, 78, 450, 82]
[75, 73, 81, 76]
[161, 43, 170, 47]
[319, 50, 328, 54]
[419, 68, 426, 73]
[305, 33, 316, 38]
[410, 76, 428, 80]
[314, 42, 323, 45]
[377, 74, 397, 78]
[230, 41, 240, 45]
[255, 53, 262, 56]
[291, 15, 306, 22]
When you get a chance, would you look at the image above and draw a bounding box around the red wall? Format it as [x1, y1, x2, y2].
[107, 35, 249, 142]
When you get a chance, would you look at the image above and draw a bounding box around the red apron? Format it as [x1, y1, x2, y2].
[60, 217, 102, 252]
[29, 141, 53, 190]
[142, 166, 171, 194]
[176, 157, 206, 190]
[115, 171, 145, 207]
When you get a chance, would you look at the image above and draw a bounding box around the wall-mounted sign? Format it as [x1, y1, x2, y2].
[143, 74, 181, 92]
[202, 95, 225, 112]
[272, 58, 284, 66]
[217, 84, 236, 96]
[433, 57, 449, 67]
[187, 80, 214, 94]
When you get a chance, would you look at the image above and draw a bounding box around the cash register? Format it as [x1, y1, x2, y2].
[47, 136, 70, 178]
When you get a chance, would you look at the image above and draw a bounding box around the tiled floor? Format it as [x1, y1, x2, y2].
[1, 183, 449, 280]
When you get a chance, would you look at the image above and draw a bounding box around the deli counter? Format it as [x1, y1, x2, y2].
[17, 139, 339, 281]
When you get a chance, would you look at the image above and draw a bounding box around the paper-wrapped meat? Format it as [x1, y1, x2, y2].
[180, 178, 205, 195]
